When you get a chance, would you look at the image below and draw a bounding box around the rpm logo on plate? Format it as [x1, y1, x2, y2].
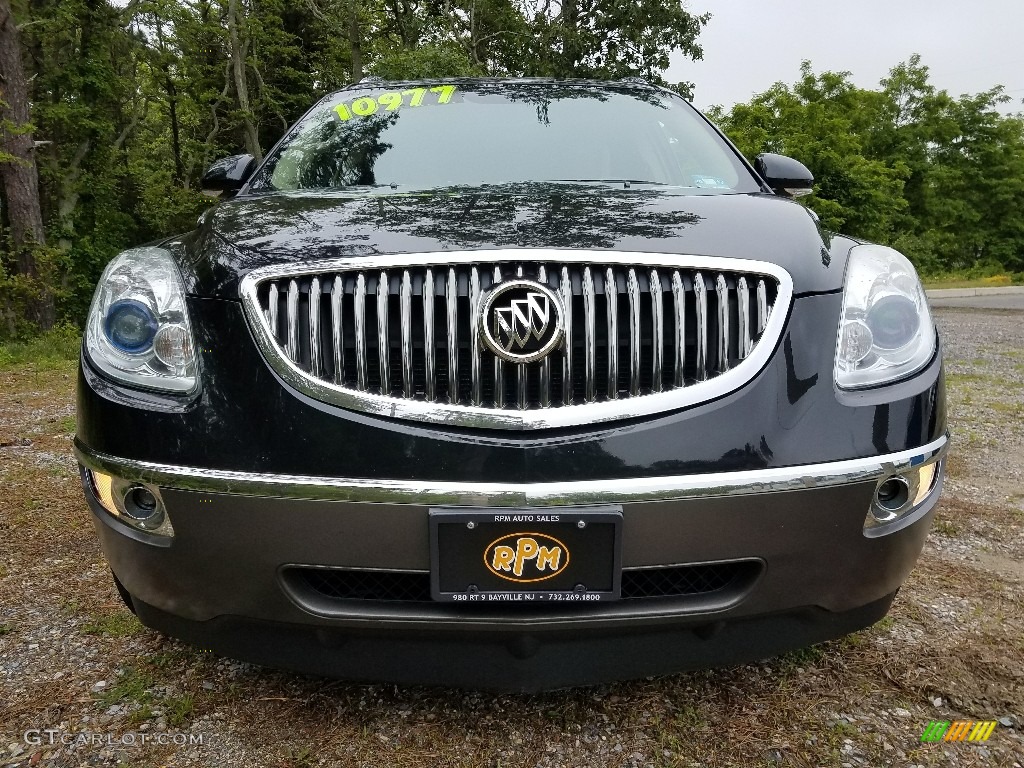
[485, 533, 570, 583]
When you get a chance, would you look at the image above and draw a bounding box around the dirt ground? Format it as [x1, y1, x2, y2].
[1, 305, 1022, 768]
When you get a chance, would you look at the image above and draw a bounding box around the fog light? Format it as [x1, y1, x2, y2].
[123, 485, 160, 520]
[864, 460, 941, 533]
[87, 470, 174, 537]
[872, 476, 911, 522]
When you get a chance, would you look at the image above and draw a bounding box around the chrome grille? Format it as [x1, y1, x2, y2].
[240, 251, 792, 430]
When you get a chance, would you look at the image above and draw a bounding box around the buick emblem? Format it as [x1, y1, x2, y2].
[479, 279, 564, 363]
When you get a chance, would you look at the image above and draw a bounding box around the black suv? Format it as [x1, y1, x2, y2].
[76, 78, 947, 691]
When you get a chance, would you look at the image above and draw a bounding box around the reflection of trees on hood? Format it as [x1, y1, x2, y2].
[209, 184, 703, 257]
[354, 184, 702, 250]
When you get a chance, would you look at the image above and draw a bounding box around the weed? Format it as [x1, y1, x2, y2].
[165, 695, 195, 726]
[127, 703, 154, 725]
[0, 623, 15, 636]
[778, 644, 827, 668]
[82, 611, 143, 637]
[95, 668, 156, 708]
[282, 745, 315, 768]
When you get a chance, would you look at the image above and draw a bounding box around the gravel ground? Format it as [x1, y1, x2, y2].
[1, 305, 1022, 768]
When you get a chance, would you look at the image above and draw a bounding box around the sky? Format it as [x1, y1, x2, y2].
[665, 0, 1024, 113]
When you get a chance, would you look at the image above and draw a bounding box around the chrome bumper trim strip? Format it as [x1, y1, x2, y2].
[76, 435, 948, 507]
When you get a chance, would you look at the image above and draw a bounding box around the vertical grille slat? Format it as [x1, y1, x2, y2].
[493, 265, 504, 408]
[400, 270, 413, 398]
[671, 270, 685, 388]
[470, 267, 482, 406]
[559, 266, 573, 406]
[445, 268, 458, 403]
[582, 266, 596, 403]
[424, 268, 436, 401]
[737, 276, 751, 360]
[309, 277, 322, 376]
[355, 273, 367, 390]
[757, 278, 769, 336]
[268, 284, 279, 341]
[605, 267, 619, 400]
[694, 271, 708, 381]
[539, 265, 552, 407]
[377, 270, 390, 394]
[331, 276, 344, 385]
[250, 258, 784, 422]
[286, 279, 299, 362]
[650, 268, 664, 393]
[627, 268, 641, 397]
[716, 273, 730, 374]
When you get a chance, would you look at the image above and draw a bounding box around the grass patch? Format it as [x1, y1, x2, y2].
[945, 371, 991, 385]
[923, 273, 1020, 290]
[0, 623, 16, 636]
[0, 325, 81, 371]
[164, 694, 195, 726]
[146, 647, 199, 669]
[282, 746, 315, 768]
[95, 667, 157, 708]
[56, 415, 76, 434]
[932, 519, 960, 536]
[126, 703, 155, 725]
[778, 643, 828, 669]
[82, 610, 143, 638]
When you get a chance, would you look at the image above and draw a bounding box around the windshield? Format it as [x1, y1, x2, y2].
[248, 81, 759, 194]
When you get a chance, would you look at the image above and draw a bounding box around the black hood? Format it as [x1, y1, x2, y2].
[173, 184, 852, 298]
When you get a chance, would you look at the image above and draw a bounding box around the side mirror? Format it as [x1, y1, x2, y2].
[753, 153, 814, 198]
[201, 154, 257, 198]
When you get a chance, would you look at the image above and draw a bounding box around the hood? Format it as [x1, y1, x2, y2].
[172, 184, 852, 298]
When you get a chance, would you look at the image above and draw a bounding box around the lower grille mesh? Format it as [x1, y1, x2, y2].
[291, 562, 759, 603]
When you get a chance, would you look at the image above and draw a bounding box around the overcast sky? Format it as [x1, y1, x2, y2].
[665, 0, 1024, 113]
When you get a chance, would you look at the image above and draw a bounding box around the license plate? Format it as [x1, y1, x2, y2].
[429, 507, 623, 603]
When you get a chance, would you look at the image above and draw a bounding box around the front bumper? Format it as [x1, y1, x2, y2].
[77, 435, 946, 690]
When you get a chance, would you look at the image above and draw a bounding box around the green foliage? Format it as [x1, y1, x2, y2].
[369, 43, 485, 80]
[0, 242, 72, 338]
[5, 2, 1022, 342]
[713, 56, 1024, 275]
[0, 324, 80, 370]
[2, 0, 708, 338]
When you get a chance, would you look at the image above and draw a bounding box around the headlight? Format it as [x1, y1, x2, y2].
[85, 247, 197, 393]
[834, 245, 935, 389]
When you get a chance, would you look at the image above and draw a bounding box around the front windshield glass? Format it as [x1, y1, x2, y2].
[248, 82, 759, 194]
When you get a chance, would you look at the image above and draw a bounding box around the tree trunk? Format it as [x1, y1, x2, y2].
[349, 0, 362, 81]
[156, 20, 184, 183]
[227, 0, 261, 160]
[0, 0, 55, 329]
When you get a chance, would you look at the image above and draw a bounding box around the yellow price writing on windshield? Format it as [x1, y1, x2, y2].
[333, 85, 458, 122]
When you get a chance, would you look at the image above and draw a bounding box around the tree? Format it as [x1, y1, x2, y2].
[0, 0, 55, 329]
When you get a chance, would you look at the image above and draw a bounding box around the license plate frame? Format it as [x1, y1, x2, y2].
[429, 506, 623, 603]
